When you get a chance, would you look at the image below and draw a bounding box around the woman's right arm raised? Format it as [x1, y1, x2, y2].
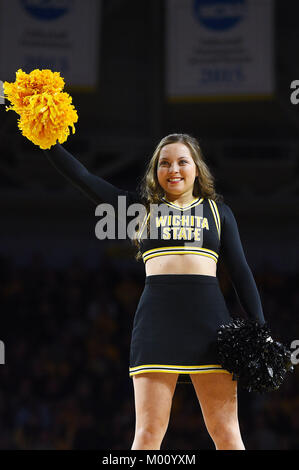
[43, 143, 137, 207]
[3, 69, 138, 207]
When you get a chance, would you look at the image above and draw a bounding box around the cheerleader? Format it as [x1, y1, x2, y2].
[40, 133, 265, 450]
[4, 71, 291, 450]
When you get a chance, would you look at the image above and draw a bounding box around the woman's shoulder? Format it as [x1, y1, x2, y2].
[206, 194, 226, 207]
[127, 189, 145, 206]
[207, 198, 234, 223]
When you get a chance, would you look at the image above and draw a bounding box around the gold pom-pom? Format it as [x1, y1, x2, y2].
[3, 69, 78, 149]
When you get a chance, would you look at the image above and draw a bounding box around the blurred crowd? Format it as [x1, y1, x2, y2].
[0, 250, 298, 450]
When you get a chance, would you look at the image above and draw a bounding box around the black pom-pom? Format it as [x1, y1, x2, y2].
[217, 319, 293, 393]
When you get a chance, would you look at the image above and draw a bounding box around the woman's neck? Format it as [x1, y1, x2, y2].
[163, 192, 198, 207]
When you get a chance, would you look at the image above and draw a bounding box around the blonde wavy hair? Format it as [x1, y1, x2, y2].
[132, 133, 223, 261]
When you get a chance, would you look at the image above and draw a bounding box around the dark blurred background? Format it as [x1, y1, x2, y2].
[0, 0, 298, 450]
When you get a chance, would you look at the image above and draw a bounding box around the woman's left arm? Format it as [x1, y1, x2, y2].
[219, 203, 265, 325]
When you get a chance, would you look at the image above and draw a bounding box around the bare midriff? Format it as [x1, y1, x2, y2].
[145, 254, 217, 277]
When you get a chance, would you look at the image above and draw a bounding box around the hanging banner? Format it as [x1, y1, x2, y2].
[166, 0, 274, 101]
[0, 0, 100, 91]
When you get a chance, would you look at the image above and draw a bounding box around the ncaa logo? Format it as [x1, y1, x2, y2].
[20, 0, 71, 21]
[193, 0, 246, 31]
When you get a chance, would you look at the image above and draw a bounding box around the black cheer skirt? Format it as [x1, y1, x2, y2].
[129, 274, 232, 383]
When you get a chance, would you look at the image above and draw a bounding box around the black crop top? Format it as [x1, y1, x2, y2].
[42, 143, 265, 325]
[137, 196, 221, 264]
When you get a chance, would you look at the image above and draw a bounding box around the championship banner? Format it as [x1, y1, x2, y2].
[166, 0, 274, 101]
[0, 0, 100, 91]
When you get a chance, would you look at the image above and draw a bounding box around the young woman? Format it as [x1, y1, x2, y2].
[42, 133, 265, 450]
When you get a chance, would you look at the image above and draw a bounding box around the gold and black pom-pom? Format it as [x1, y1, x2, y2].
[217, 319, 293, 393]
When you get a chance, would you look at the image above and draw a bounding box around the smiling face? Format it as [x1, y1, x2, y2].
[157, 142, 199, 201]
